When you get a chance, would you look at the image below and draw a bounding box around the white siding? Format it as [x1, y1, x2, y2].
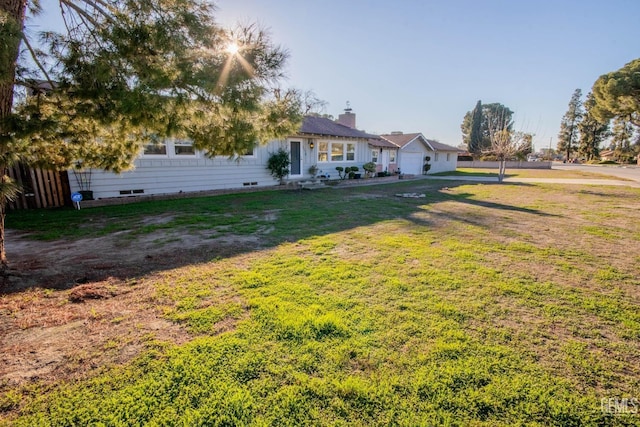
[312, 139, 372, 179]
[396, 138, 458, 175]
[427, 150, 458, 174]
[398, 139, 428, 175]
[69, 140, 289, 199]
[68, 138, 375, 199]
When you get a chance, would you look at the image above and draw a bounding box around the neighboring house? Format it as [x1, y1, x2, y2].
[599, 149, 615, 162]
[380, 132, 460, 175]
[69, 114, 376, 200]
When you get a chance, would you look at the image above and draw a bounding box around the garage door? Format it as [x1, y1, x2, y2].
[401, 152, 424, 175]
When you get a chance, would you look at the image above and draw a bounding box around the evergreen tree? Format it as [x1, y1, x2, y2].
[610, 118, 636, 163]
[0, 1, 304, 270]
[468, 100, 483, 156]
[578, 92, 609, 161]
[592, 58, 640, 127]
[557, 89, 583, 161]
[461, 102, 513, 154]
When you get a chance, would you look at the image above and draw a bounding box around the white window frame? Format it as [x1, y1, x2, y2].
[371, 149, 379, 163]
[319, 141, 357, 163]
[390, 150, 396, 163]
[331, 142, 344, 162]
[242, 144, 256, 157]
[435, 153, 439, 161]
[318, 141, 329, 162]
[346, 143, 355, 161]
[142, 140, 168, 156]
[174, 140, 196, 156]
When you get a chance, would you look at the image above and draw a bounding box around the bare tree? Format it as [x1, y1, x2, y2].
[484, 119, 532, 182]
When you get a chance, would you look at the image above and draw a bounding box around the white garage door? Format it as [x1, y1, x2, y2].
[400, 152, 424, 175]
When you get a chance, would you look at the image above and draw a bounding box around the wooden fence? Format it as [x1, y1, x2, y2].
[7, 164, 71, 210]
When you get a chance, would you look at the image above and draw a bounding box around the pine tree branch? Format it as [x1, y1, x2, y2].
[59, 0, 115, 27]
[59, 0, 99, 27]
[20, 34, 56, 92]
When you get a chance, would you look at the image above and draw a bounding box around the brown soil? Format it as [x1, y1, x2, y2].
[0, 228, 258, 391]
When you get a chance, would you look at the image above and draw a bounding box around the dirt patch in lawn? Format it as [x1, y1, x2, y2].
[0, 279, 188, 387]
[3, 227, 262, 292]
[0, 227, 259, 394]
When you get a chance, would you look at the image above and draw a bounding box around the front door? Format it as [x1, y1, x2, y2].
[290, 141, 301, 176]
[381, 150, 390, 172]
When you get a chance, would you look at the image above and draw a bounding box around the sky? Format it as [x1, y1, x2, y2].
[213, 0, 640, 151]
[28, 1, 640, 151]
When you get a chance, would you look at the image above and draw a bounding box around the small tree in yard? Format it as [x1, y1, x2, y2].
[484, 123, 531, 183]
[267, 148, 290, 184]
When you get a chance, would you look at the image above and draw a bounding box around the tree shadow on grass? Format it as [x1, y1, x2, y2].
[3, 179, 560, 294]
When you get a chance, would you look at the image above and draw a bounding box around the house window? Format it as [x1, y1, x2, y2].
[318, 141, 329, 162]
[434, 153, 439, 161]
[446, 153, 450, 161]
[331, 143, 344, 161]
[390, 151, 396, 163]
[174, 140, 195, 155]
[243, 145, 255, 156]
[372, 149, 378, 163]
[346, 143, 355, 161]
[318, 142, 357, 162]
[143, 141, 167, 155]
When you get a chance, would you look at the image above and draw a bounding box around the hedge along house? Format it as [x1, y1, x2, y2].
[68, 112, 378, 200]
[380, 132, 460, 175]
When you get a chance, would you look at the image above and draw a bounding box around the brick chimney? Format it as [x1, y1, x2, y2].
[336, 102, 356, 128]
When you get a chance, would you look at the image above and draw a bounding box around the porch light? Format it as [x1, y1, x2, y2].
[309, 140, 315, 149]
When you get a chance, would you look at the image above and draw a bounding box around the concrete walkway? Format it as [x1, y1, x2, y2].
[427, 175, 640, 188]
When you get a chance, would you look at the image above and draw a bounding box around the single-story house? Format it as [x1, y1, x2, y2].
[379, 132, 460, 175]
[69, 112, 378, 200]
[68, 111, 459, 200]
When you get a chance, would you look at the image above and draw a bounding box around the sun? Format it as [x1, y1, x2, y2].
[225, 41, 239, 55]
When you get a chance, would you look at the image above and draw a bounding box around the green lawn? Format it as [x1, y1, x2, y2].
[436, 167, 631, 180]
[3, 179, 640, 426]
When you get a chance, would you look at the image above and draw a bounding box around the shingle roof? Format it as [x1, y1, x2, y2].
[299, 116, 378, 139]
[380, 133, 422, 148]
[368, 138, 398, 148]
[425, 139, 462, 152]
[381, 133, 460, 152]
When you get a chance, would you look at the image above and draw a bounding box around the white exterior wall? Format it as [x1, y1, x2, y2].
[310, 138, 371, 179]
[69, 140, 289, 199]
[398, 139, 428, 175]
[396, 139, 458, 175]
[68, 137, 374, 200]
[428, 151, 458, 174]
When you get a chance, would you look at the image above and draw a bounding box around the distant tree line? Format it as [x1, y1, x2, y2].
[461, 58, 640, 164]
[555, 59, 640, 163]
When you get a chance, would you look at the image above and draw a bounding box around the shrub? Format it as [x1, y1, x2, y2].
[267, 148, 291, 184]
[336, 166, 359, 180]
[362, 162, 376, 177]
